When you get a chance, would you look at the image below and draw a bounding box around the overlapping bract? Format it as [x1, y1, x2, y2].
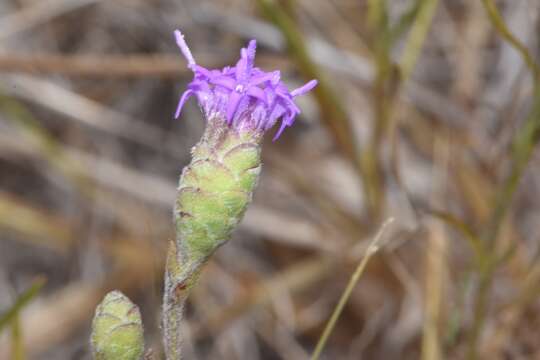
[174, 30, 317, 140]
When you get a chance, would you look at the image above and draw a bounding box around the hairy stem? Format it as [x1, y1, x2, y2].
[163, 116, 262, 359]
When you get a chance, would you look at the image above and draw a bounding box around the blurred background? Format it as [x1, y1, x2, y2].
[1, 0, 540, 359]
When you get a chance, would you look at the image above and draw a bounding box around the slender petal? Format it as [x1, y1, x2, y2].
[272, 121, 288, 142]
[210, 76, 236, 89]
[174, 30, 196, 70]
[247, 86, 267, 103]
[251, 72, 278, 86]
[175, 89, 194, 119]
[192, 65, 212, 77]
[291, 80, 318, 97]
[226, 91, 243, 124]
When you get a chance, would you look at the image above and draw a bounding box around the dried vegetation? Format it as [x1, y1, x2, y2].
[1, 0, 540, 359]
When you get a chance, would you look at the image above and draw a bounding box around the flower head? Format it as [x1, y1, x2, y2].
[174, 30, 317, 141]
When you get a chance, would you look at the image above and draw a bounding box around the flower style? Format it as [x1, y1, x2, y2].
[174, 30, 317, 141]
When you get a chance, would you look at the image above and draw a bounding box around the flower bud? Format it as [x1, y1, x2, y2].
[173, 30, 317, 265]
[163, 30, 317, 359]
[91, 291, 144, 360]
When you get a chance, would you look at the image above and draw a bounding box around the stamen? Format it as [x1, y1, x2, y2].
[291, 80, 318, 97]
[174, 30, 196, 70]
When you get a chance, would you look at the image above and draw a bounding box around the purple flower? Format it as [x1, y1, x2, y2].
[174, 30, 317, 141]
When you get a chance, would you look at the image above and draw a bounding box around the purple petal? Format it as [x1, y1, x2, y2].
[226, 91, 243, 123]
[210, 76, 236, 90]
[251, 104, 266, 129]
[291, 79, 318, 97]
[188, 80, 211, 93]
[245, 40, 257, 67]
[192, 65, 212, 78]
[174, 30, 196, 70]
[250, 71, 278, 86]
[283, 111, 296, 126]
[222, 66, 235, 76]
[272, 121, 288, 141]
[235, 57, 248, 82]
[172, 30, 316, 140]
[277, 94, 301, 113]
[268, 102, 285, 121]
[236, 40, 257, 82]
[247, 86, 267, 102]
[175, 89, 194, 119]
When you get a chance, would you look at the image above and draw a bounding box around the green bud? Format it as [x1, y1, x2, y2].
[91, 290, 144, 360]
[175, 117, 262, 264]
[163, 118, 262, 360]
[165, 29, 317, 358]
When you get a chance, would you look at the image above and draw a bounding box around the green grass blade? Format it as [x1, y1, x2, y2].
[0, 277, 46, 332]
[310, 218, 394, 360]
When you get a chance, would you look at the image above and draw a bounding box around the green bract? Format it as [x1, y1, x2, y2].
[163, 116, 263, 360]
[175, 116, 262, 262]
[91, 291, 144, 360]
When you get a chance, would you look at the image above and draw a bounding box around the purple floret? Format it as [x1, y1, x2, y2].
[174, 30, 317, 141]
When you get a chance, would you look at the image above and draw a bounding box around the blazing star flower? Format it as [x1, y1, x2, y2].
[174, 30, 317, 141]
[162, 30, 317, 360]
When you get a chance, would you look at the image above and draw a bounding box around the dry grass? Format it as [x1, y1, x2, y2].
[1, 0, 540, 359]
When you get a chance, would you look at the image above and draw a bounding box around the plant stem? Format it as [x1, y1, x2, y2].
[0, 277, 44, 360]
[465, 2, 540, 356]
[364, 0, 439, 219]
[0, 277, 46, 331]
[11, 315, 25, 360]
[162, 242, 192, 360]
[466, 85, 540, 359]
[400, 0, 440, 81]
[310, 218, 394, 360]
[480, 0, 540, 80]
